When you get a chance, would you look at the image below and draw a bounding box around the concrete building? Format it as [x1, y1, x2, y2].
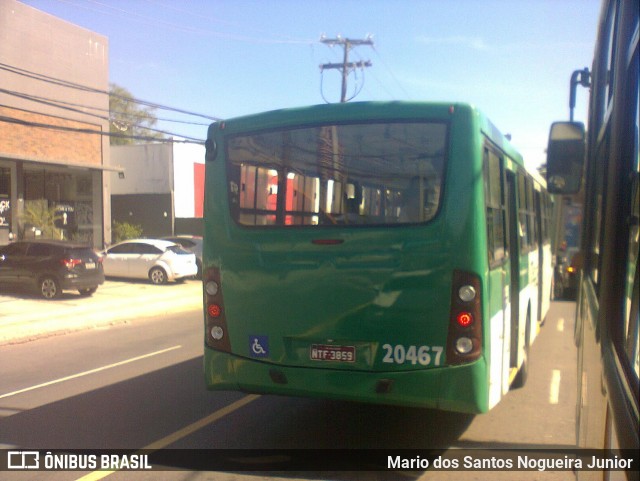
[110, 142, 205, 239]
[0, 0, 116, 248]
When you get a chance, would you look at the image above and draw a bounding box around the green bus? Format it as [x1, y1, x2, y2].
[203, 101, 554, 414]
[546, 0, 638, 473]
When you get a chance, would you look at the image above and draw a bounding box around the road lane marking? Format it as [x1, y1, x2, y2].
[0, 346, 182, 400]
[549, 369, 561, 404]
[145, 394, 261, 450]
[557, 317, 565, 332]
[75, 394, 261, 481]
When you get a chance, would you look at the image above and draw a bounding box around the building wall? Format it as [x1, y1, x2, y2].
[0, 0, 111, 248]
[110, 144, 174, 240]
[110, 142, 204, 239]
[111, 193, 173, 239]
[111, 144, 173, 194]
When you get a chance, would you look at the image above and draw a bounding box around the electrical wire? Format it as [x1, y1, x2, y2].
[372, 46, 412, 100]
[0, 87, 209, 131]
[0, 100, 204, 143]
[50, 0, 316, 45]
[0, 62, 220, 121]
[1, 90, 209, 126]
[0, 113, 204, 144]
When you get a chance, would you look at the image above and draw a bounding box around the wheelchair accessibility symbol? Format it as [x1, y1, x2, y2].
[249, 336, 269, 358]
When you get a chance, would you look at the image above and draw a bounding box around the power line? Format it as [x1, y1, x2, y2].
[371, 46, 412, 100]
[141, 0, 316, 44]
[0, 113, 204, 144]
[0, 86, 206, 140]
[3, 90, 209, 126]
[0, 97, 204, 143]
[51, 0, 316, 45]
[0, 62, 220, 121]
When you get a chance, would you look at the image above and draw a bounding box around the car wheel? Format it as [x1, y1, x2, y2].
[39, 276, 61, 300]
[78, 287, 98, 296]
[149, 266, 168, 285]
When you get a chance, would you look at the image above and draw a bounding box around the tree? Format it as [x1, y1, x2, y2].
[109, 83, 165, 145]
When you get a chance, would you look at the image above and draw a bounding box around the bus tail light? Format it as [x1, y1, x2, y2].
[446, 270, 482, 365]
[204, 267, 231, 353]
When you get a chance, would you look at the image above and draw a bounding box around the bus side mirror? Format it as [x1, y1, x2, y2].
[546, 121, 585, 194]
[205, 138, 217, 163]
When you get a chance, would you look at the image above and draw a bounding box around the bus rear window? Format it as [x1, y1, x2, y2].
[226, 121, 447, 226]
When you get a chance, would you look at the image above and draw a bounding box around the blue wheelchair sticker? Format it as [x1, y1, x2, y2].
[249, 335, 269, 358]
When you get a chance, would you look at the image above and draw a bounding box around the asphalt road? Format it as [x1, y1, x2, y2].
[0, 300, 579, 481]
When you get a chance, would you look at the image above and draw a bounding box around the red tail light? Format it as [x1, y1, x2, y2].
[207, 303, 222, 318]
[61, 258, 82, 269]
[446, 270, 483, 365]
[456, 312, 474, 327]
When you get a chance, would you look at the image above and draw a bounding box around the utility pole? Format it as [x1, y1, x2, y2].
[320, 35, 373, 102]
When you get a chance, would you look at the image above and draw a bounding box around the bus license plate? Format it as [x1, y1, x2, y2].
[310, 344, 355, 363]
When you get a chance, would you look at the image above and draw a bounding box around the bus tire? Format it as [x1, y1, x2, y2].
[511, 311, 531, 389]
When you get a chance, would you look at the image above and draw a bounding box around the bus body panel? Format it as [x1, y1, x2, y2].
[204, 348, 490, 413]
[215, 227, 454, 373]
[203, 101, 551, 413]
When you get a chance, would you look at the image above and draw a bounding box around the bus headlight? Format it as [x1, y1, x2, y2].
[210, 326, 224, 341]
[205, 280, 219, 296]
[455, 337, 473, 355]
[458, 285, 476, 302]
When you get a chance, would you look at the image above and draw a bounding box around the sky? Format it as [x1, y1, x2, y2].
[21, 0, 602, 170]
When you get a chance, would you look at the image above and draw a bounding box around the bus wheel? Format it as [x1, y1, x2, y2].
[511, 312, 531, 389]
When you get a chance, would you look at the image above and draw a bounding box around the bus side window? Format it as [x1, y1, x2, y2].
[517, 173, 529, 251]
[483, 147, 506, 266]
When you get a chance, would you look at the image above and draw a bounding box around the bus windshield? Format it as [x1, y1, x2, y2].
[226, 121, 447, 226]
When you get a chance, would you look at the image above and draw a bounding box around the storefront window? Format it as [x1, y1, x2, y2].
[23, 168, 98, 244]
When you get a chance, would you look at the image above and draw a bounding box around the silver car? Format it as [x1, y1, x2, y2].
[102, 239, 198, 284]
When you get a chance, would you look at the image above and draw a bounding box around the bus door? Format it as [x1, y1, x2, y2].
[505, 171, 520, 370]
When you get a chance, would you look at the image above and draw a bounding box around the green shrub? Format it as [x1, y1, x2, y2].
[21, 199, 63, 239]
[112, 221, 143, 242]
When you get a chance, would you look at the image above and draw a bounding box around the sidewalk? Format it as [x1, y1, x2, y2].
[0, 279, 202, 345]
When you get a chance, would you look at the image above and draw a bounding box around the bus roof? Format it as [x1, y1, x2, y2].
[208, 100, 527, 172]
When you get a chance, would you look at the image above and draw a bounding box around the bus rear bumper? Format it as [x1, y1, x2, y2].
[204, 348, 490, 414]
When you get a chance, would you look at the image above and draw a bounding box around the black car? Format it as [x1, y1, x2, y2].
[0, 240, 105, 299]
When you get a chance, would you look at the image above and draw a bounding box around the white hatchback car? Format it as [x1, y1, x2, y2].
[101, 239, 198, 284]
